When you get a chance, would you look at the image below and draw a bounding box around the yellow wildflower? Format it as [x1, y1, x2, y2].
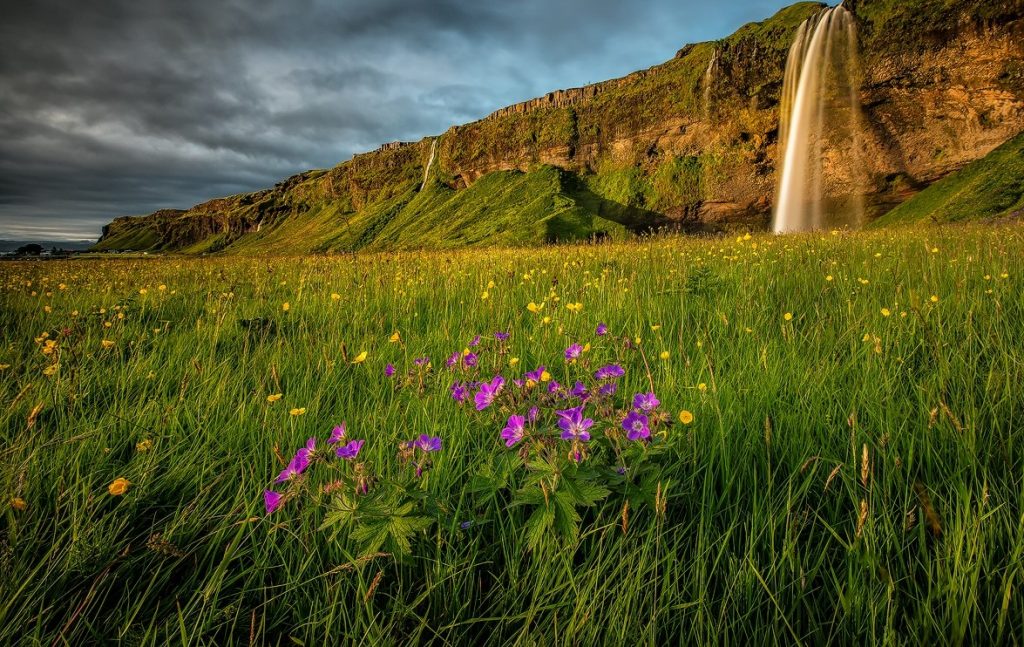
[102, 339, 115, 349]
[351, 351, 368, 364]
[136, 439, 153, 452]
[659, 351, 670, 360]
[267, 393, 283, 403]
[509, 357, 520, 366]
[331, 293, 341, 301]
[290, 407, 307, 416]
[679, 410, 694, 425]
[389, 331, 401, 343]
[10, 497, 27, 511]
[881, 308, 891, 317]
[282, 302, 290, 312]
[784, 312, 793, 321]
[930, 295, 939, 303]
[108, 478, 130, 496]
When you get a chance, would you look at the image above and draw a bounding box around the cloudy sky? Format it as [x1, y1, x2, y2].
[0, 0, 794, 240]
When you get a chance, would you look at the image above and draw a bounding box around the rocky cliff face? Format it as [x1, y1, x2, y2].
[95, 0, 1024, 253]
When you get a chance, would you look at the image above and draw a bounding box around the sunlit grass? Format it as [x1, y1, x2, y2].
[1, 223, 1022, 644]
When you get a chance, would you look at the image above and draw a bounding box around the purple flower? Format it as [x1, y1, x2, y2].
[528, 406, 539, 423]
[450, 381, 469, 403]
[328, 424, 346, 445]
[525, 366, 546, 382]
[469, 335, 481, 347]
[460, 520, 473, 529]
[594, 364, 625, 380]
[547, 380, 561, 395]
[622, 411, 650, 441]
[264, 490, 283, 514]
[463, 352, 479, 368]
[598, 382, 618, 397]
[570, 381, 589, 399]
[384, 363, 395, 377]
[474, 375, 505, 411]
[596, 322, 608, 336]
[632, 392, 660, 413]
[564, 343, 583, 361]
[275, 438, 315, 482]
[494, 331, 509, 341]
[336, 439, 365, 460]
[446, 352, 461, 368]
[556, 405, 593, 442]
[416, 434, 442, 453]
[501, 414, 526, 447]
[414, 356, 430, 367]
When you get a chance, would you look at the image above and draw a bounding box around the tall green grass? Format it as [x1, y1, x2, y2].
[1, 223, 1022, 644]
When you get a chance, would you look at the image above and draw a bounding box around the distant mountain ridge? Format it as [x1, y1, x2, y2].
[0, 240, 96, 252]
[95, 0, 1024, 254]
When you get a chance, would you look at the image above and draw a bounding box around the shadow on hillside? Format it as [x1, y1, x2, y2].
[559, 177, 678, 237]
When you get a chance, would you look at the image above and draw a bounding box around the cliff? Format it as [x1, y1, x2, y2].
[94, 0, 1024, 253]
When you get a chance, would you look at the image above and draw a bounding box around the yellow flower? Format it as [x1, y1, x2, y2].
[289, 407, 307, 416]
[659, 351, 670, 360]
[783, 312, 793, 321]
[582, 343, 591, 353]
[1001, 272, 1009, 279]
[389, 331, 401, 343]
[679, 410, 694, 425]
[267, 393, 283, 403]
[487, 280, 495, 289]
[651, 324, 662, 331]
[527, 301, 542, 313]
[930, 295, 939, 303]
[331, 293, 341, 301]
[509, 357, 520, 366]
[10, 497, 27, 511]
[565, 302, 583, 313]
[136, 439, 153, 452]
[826, 275, 833, 282]
[351, 351, 368, 364]
[158, 284, 167, 291]
[0, 364, 10, 370]
[43, 364, 59, 376]
[881, 308, 891, 317]
[108, 477, 130, 496]
[697, 382, 708, 393]
[540, 370, 551, 382]
[541, 316, 551, 325]
[101, 339, 115, 349]
[282, 302, 290, 312]
[480, 291, 489, 300]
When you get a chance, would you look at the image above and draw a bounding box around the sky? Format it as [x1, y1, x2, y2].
[0, 0, 796, 241]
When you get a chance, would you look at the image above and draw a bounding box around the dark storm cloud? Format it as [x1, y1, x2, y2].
[0, 0, 792, 240]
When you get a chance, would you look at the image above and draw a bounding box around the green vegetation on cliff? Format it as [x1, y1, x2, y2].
[871, 131, 1024, 227]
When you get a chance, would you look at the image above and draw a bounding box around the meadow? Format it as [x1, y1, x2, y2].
[1, 223, 1022, 645]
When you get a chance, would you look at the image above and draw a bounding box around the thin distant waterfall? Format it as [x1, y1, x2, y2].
[773, 5, 864, 233]
[702, 48, 719, 118]
[421, 138, 437, 191]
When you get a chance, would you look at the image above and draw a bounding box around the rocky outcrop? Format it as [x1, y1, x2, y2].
[95, 0, 1024, 252]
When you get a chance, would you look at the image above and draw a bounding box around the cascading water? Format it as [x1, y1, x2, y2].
[703, 48, 719, 118]
[421, 138, 437, 191]
[773, 4, 864, 233]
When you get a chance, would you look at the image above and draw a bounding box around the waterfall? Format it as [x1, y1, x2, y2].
[703, 48, 719, 118]
[773, 5, 864, 233]
[421, 138, 437, 191]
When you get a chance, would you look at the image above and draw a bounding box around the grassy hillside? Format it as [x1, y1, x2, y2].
[871, 131, 1024, 227]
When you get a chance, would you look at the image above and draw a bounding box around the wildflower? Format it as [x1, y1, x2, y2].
[43, 364, 58, 376]
[826, 275, 833, 281]
[469, 335, 481, 347]
[509, 357, 520, 366]
[10, 497, 27, 511]
[556, 405, 593, 442]
[290, 407, 306, 416]
[460, 520, 474, 530]
[698, 383, 708, 393]
[930, 295, 939, 303]
[525, 366, 547, 385]
[101, 339, 115, 349]
[494, 331, 509, 341]
[136, 438, 153, 452]
[501, 414, 526, 447]
[415, 435, 442, 452]
[474, 375, 505, 411]
[336, 439, 365, 460]
[679, 410, 694, 425]
[267, 393, 283, 403]
[596, 322, 608, 336]
[264, 490, 283, 514]
[480, 291, 489, 300]
[565, 302, 583, 313]
[276, 442, 313, 482]
[542, 316, 552, 325]
[659, 351, 670, 360]
[784, 312, 793, 321]
[108, 477, 130, 496]
[527, 302, 543, 313]
[331, 293, 341, 301]
[446, 352, 460, 368]
[564, 343, 583, 361]
[414, 356, 430, 367]
[351, 351, 369, 364]
[282, 302, 290, 312]
[881, 308, 891, 317]
[528, 406, 539, 423]
[385, 363, 395, 377]
[389, 331, 401, 343]
[598, 382, 618, 397]
[450, 382, 470, 403]
[632, 392, 660, 412]
[622, 411, 650, 441]
[594, 364, 625, 380]
[570, 381, 589, 399]
[463, 352, 479, 367]
[328, 424, 346, 444]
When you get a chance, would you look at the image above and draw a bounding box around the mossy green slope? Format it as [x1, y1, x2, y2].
[871, 131, 1024, 227]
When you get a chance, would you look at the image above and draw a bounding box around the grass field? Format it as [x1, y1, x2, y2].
[1, 223, 1023, 644]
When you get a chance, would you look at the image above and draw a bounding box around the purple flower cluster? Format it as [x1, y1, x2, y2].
[264, 423, 365, 514]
